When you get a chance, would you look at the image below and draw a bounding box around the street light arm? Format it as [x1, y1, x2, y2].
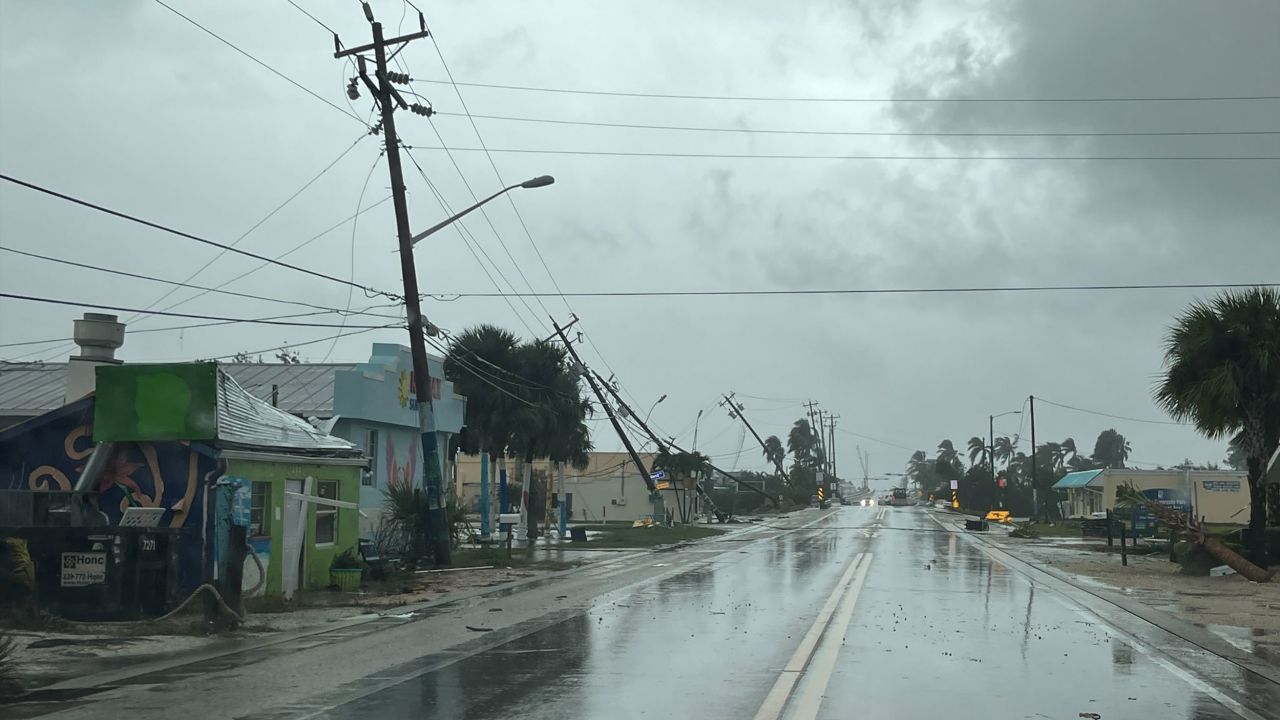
[410, 183, 520, 245]
[410, 175, 554, 246]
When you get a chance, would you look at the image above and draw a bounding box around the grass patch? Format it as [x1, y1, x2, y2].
[1014, 521, 1084, 538]
[570, 524, 725, 548]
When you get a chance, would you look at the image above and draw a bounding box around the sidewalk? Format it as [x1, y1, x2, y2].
[986, 530, 1280, 663]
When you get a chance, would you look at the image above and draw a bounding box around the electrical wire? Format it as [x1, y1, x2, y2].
[200, 324, 399, 362]
[153, 195, 395, 318]
[432, 111, 1280, 139]
[0, 306, 398, 358]
[1033, 396, 1190, 426]
[321, 151, 384, 362]
[400, 144, 541, 337]
[835, 427, 918, 452]
[0, 247, 403, 320]
[428, 38, 563, 324]
[152, 0, 365, 126]
[0, 292, 404, 330]
[0, 173, 398, 301]
[409, 77, 1280, 104]
[430, 281, 1280, 298]
[404, 145, 1279, 162]
[423, 334, 535, 407]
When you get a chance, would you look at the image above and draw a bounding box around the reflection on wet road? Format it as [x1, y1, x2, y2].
[315, 508, 1274, 720]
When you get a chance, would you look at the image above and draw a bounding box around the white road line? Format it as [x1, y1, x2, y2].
[752, 552, 869, 720]
[785, 552, 874, 720]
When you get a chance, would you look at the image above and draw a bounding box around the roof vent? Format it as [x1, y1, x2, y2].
[73, 313, 125, 361]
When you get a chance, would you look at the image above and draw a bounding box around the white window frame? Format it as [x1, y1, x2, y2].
[314, 480, 339, 546]
[362, 428, 379, 486]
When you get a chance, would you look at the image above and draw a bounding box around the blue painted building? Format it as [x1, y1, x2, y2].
[326, 344, 467, 534]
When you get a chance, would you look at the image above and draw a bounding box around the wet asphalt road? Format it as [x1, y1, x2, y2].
[24, 506, 1280, 720]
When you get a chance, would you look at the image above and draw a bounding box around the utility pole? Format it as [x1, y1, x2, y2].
[552, 317, 659, 519]
[335, 6, 449, 563]
[593, 373, 756, 517]
[1030, 395, 1039, 521]
[827, 414, 839, 480]
[723, 393, 787, 482]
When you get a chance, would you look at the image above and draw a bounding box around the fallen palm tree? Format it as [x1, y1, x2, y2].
[1115, 484, 1273, 583]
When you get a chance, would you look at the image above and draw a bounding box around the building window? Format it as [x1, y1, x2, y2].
[250, 482, 271, 538]
[315, 480, 338, 545]
[363, 429, 378, 486]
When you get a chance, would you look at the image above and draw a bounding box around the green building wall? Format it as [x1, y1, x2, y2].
[225, 457, 361, 596]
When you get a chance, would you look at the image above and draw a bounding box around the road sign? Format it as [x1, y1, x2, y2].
[949, 480, 959, 490]
[649, 470, 669, 482]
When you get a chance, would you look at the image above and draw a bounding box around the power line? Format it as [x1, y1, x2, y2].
[0, 246, 404, 319]
[200, 323, 397, 362]
[429, 38, 567, 318]
[0, 304, 401, 351]
[410, 77, 1280, 104]
[283, 0, 340, 36]
[151, 195, 395, 318]
[400, 145, 541, 337]
[431, 281, 1280, 299]
[835, 427, 918, 453]
[0, 173, 398, 301]
[405, 145, 1280, 162]
[0, 292, 405, 330]
[434, 111, 1280, 139]
[131, 134, 369, 320]
[152, 0, 365, 126]
[1034, 396, 1190, 427]
[321, 151, 384, 362]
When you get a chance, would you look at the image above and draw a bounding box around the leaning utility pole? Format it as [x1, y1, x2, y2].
[1030, 394, 1040, 521]
[335, 6, 450, 563]
[552, 317, 659, 517]
[723, 393, 787, 481]
[827, 413, 839, 481]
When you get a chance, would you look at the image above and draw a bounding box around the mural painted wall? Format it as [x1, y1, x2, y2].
[0, 399, 221, 593]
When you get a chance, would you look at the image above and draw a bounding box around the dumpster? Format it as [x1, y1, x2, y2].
[0, 525, 179, 620]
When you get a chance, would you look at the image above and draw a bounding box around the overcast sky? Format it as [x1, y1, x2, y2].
[1, 1, 1277, 478]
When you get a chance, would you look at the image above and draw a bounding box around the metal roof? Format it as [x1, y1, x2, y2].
[0, 363, 66, 415]
[214, 369, 355, 452]
[1052, 469, 1105, 490]
[0, 362, 356, 418]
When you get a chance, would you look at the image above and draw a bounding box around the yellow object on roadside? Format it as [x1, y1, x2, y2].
[985, 510, 1012, 523]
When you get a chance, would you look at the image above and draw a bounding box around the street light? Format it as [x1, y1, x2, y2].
[643, 394, 668, 424]
[410, 175, 555, 245]
[990, 409, 1022, 509]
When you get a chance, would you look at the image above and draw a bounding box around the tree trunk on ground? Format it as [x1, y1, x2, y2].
[1202, 535, 1275, 583]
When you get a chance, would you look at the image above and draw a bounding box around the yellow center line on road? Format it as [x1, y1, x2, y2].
[751, 551, 872, 720]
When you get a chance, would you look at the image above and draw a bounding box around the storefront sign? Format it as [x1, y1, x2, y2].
[1202, 480, 1241, 492]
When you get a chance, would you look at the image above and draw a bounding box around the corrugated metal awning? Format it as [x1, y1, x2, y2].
[1052, 469, 1104, 490]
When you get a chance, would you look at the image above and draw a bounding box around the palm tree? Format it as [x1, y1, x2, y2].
[966, 436, 987, 467]
[1061, 438, 1078, 466]
[788, 419, 818, 468]
[1155, 286, 1280, 564]
[444, 325, 521, 531]
[993, 436, 1015, 467]
[507, 339, 593, 540]
[935, 440, 964, 485]
[1091, 429, 1131, 469]
[763, 435, 786, 472]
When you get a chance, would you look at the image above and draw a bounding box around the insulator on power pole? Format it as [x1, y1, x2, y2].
[409, 103, 433, 117]
[387, 71, 411, 84]
[347, 78, 360, 100]
[362, 2, 374, 23]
